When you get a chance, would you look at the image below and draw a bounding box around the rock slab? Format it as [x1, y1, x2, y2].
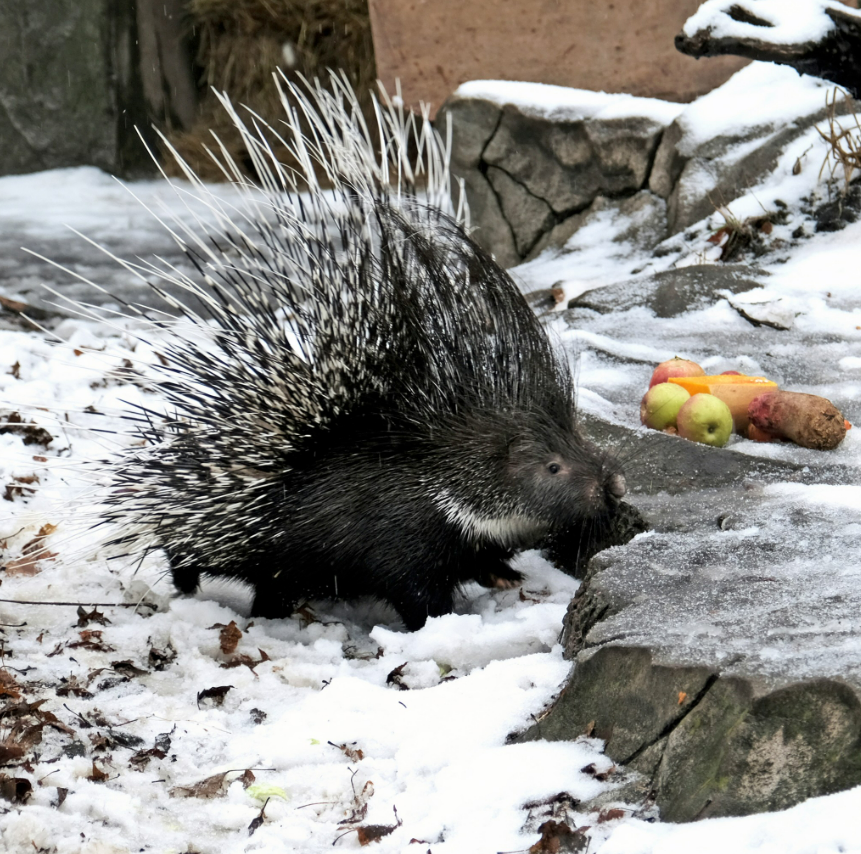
[521, 480, 861, 821]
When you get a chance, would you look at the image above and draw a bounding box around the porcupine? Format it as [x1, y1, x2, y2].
[62, 75, 627, 631]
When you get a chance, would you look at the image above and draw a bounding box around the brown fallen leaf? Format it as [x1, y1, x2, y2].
[215, 620, 242, 656]
[529, 819, 588, 853]
[330, 741, 364, 762]
[386, 662, 409, 691]
[171, 771, 230, 799]
[77, 606, 111, 628]
[0, 668, 22, 700]
[87, 761, 109, 783]
[0, 743, 25, 764]
[248, 796, 269, 837]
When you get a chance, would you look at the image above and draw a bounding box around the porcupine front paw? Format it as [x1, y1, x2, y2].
[392, 588, 457, 631]
[470, 552, 524, 589]
[247, 569, 300, 619]
[480, 569, 524, 590]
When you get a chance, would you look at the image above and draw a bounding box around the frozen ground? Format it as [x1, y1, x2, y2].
[2, 63, 861, 852]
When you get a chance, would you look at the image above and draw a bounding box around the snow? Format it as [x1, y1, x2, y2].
[2, 55, 861, 853]
[683, 0, 857, 46]
[667, 63, 837, 153]
[454, 80, 683, 125]
[596, 785, 861, 854]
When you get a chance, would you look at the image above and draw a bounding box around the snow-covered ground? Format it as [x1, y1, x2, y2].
[2, 62, 861, 852]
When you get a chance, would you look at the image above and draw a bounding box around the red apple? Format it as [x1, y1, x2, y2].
[721, 370, 742, 376]
[676, 393, 733, 447]
[649, 357, 705, 388]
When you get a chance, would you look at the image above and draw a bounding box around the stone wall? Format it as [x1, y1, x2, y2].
[0, 0, 196, 178]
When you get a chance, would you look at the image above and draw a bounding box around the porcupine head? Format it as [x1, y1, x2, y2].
[428, 396, 627, 555]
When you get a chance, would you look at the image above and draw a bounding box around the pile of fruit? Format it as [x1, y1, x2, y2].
[640, 358, 849, 450]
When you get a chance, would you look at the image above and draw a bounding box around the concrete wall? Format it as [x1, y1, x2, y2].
[368, 0, 748, 114]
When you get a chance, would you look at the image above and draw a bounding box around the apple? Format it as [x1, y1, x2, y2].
[721, 370, 742, 376]
[676, 393, 733, 447]
[649, 357, 705, 388]
[640, 383, 691, 431]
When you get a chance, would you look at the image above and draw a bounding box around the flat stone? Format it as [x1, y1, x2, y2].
[520, 482, 861, 821]
[526, 191, 668, 262]
[567, 264, 764, 318]
[0, 0, 195, 178]
[435, 95, 519, 266]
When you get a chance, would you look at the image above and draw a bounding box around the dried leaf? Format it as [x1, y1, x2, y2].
[76, 606, 110, 628]
[87, 761, 109, 783]
[111, 660, 149, 678]
[529, 820, 588, 853]
[148, 642, 177, 671]
[341, 779, 374, 824]
[4, 554, 44, 576]
[217, 620, 242, 655]
[68, 630, 114, 653]
[597, 808, 626, 823]
[0, 744, 25, 764]
[329, 741, 364, 762]
[56, 676, 93, 699]
[0, 412, 53, 447]
[386, 662, 409, 691]
[221, 652, 267, 673]
[0, 669, 22, 700]
[356, 824, 397, 845]
[170, 771, 230, 799]
[579, 763, 615, 782]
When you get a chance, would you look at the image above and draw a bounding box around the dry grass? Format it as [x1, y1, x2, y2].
[817, 88, 861, 192]
[164, 0, 376, 181]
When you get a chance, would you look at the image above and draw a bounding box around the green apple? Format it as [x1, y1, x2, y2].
[676, 393, 733, 447]
[640, 382, 691, 431]
[649, 357, 705, 388]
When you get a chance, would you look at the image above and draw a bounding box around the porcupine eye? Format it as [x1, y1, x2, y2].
[547, 463, 561, 475]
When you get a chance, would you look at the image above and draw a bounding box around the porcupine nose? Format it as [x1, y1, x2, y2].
[607, 471, 627, 502]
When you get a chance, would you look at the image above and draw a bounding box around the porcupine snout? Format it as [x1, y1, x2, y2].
[580, 458, 626, 517]
[606, 469, 627, 502]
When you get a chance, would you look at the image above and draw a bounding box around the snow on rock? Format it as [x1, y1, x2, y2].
[683, 0, 852, 47]
[666, 62, 837, 154]
[453, 79, 683, 125]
